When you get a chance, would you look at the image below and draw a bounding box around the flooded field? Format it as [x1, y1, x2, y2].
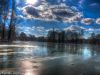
[0, 41, 100, 75]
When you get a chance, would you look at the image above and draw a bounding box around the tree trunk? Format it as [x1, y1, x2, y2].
[8, 0, 16, 41]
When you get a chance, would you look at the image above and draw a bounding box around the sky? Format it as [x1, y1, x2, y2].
[9, 0, 100, 37]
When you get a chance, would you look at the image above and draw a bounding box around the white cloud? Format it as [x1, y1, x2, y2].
[64, 25, 86, 32]
[81, 18, 94, 25]
[64, 12, 83, 23]
[16, 26, 48, 37]
[96, 18, 100, 25]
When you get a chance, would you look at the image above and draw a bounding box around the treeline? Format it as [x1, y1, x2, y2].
[88, 33, 100, 44]
[47, 30, 83, 43]
[16, 30, 100, 44]
[47, 30, 100, 44]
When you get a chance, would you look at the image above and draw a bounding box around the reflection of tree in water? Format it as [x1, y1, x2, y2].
[88, 45, 100, 56]
[76, 44, 100, 57]
[46, 43, 84, 56]
[46, 43, 66, 56]
[70, 44, 84, 55]
[0, 47, 16, 70]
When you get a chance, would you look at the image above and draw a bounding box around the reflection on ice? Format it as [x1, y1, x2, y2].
[24, 71, 33, 75]
[18, 59, 41, 75]
[0, 42, 100, 75]
[0, 45, 37, 48]
[82, 47, 92, 59]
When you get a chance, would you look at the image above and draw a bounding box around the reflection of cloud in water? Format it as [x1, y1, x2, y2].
[82, 47, 92, 60]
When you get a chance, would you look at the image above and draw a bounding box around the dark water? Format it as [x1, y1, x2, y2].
[0, 41, 100, 75]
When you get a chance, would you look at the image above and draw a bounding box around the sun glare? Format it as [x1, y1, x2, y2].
[26, 0, 38, 5]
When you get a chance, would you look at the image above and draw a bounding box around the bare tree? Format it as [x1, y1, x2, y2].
[8, 0, 16, 41]
[0, 0, 9, 41]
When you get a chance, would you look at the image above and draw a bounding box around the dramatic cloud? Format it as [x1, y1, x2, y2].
[96, 18, 100, 25]
[81, 18, 94, 25]
[15, 0, 100, 37]
[25, 6, 39, 17]
[22, 5, 39, 19]
[20, 1, 83, 22]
